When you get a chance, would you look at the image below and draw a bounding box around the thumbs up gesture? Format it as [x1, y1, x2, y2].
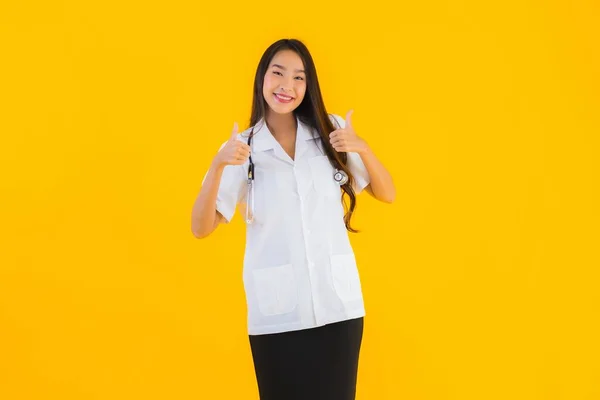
[214, 122, 251, 167]
[329, 110, 368, 154]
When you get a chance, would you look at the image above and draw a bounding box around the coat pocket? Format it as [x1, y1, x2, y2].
[330, 254, 363, 302]
[252, 264, 298, 316]
[308, 156, 340, 198]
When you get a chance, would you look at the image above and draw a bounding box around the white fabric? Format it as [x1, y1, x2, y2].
[204, 114, 371, 335]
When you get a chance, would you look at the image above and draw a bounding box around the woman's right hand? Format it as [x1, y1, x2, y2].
[213, 122, 251, 167]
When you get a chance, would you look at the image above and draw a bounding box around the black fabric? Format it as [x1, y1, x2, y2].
[249, 317, 364, 400]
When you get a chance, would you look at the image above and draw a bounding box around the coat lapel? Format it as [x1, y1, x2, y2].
[250, 117, 319, 165]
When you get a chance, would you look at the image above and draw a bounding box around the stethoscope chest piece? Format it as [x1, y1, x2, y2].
[333, 169, 349, 185]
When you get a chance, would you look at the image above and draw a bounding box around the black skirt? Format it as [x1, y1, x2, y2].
[248, 317, 364, 400]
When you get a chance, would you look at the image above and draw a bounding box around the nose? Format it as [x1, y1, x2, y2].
[279, 78, 296, 93]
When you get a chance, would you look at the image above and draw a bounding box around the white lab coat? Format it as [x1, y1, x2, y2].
[205, 114, 370, 335]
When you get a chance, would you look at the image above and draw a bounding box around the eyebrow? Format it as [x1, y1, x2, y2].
[272, 64, 305, 74]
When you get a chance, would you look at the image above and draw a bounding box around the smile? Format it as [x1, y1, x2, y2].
[274, 93, 294, 103]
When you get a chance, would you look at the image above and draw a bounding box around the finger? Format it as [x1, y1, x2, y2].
[345, 110, 354, 129]
[235, 146, 246, 157]
[330, 136, 344, 145]
[238, 148, 251, 158]
[239, 142, 251, 152]
[329, 129, 342, 139]
[230, 122, 239, 141]
[237, 142, 251, 154]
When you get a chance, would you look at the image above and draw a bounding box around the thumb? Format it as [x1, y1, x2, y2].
[230, 122, 239, 141]
[345, 110, 354, 129]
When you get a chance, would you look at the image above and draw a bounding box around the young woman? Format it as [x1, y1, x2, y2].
[191, 38, 395, 400]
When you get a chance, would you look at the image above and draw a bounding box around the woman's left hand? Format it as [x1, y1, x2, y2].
[329, 110, 369, 154]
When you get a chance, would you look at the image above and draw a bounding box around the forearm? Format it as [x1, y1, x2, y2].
[359, 145, 396, 203]
[191, 161, 225, 238]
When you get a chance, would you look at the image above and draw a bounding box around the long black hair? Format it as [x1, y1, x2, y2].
[247, 38, 359, 233]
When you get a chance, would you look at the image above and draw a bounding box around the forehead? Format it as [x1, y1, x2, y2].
[269, 50, 305, 71]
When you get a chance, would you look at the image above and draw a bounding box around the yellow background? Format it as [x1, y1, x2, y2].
[1, 0, 599, 399]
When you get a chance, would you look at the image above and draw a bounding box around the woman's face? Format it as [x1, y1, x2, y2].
[262, 50, 307, 115]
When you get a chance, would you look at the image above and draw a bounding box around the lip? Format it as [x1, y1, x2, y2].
[274, 93, 294, 100]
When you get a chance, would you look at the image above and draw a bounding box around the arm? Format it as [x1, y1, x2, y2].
[191, 123, 250, 239]
[357, 145, 396, 203]
[191, 160, 227, 239]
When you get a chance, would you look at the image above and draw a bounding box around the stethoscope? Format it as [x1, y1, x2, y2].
[245, 130, 348, 224]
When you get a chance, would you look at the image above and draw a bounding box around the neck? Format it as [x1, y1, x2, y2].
[265, 111, 297, 140]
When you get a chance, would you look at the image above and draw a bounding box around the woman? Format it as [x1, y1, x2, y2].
[191, 38, 395, 400]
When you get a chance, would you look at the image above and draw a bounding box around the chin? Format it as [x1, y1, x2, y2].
[269, 103, 298, 115]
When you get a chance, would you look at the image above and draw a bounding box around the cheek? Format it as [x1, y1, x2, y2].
[296, 83, 307, 99]
[263, 75, 276, 91]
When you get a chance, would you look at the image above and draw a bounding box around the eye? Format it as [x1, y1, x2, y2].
[295, 76, 304, 80]
[273, 71, 283, 76]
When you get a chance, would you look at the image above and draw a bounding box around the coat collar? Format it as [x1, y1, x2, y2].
[248, 116, 320, 164]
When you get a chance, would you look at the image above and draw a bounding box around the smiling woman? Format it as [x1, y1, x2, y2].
[191, 38, 395, 400]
